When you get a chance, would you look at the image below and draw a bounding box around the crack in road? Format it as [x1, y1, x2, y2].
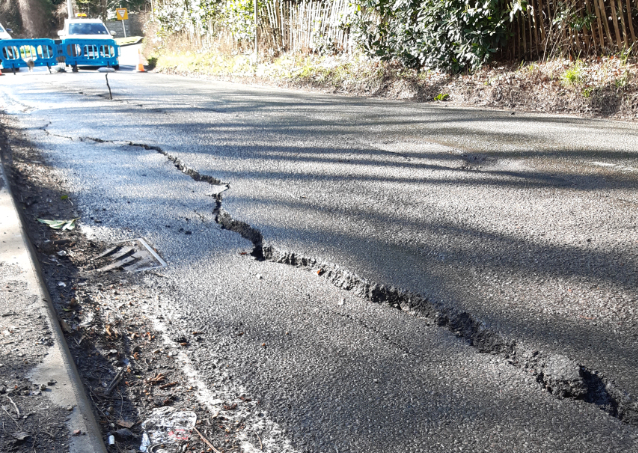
[41, 125, 638, 427]
[261, 250, 638, 425]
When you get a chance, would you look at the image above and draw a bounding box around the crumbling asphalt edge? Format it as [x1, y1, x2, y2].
[0, 153, 108, 453]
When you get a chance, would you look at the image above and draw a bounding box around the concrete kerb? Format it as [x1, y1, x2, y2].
[0, 161, 107, 453]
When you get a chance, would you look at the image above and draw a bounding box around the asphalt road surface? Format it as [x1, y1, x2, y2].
[2, 53, 638, 452]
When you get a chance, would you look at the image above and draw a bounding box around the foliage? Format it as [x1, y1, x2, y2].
[433, 93, 449, 101]
[221, 0, 261, 41]
[561, 64, 582, 86]
[614, 71, 630, 89]
[154, 0, 265, 43]
[551, 1, 594, 33]
[349, 0, 513, 72]
[154, 0, 221, 36]
[146, 55, 158, 68]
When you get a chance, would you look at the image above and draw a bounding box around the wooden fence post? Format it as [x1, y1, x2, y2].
[625, 0, 636, 43]
[588, 0, 604, 51]
[599, 0, 615, 48]
[609, 0, 623, 47]
[618, 0, 629, 47]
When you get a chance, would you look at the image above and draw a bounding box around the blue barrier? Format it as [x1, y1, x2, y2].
[0, 39, 58, 71]
[0, 38, 120, 72]
[61, 39, 119, 68]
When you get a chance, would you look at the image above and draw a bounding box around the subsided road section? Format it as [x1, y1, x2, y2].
[1, 68, 638, 451]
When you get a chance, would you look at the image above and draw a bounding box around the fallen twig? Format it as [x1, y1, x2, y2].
[256, 432, 263, 450]
[148, 373, 165, 384]
[88, 390, 106, 416]
[159, 381, 177, 390]
[1, 406, 20, 428]
[194, 427, 222, 453]
[105, 369, 124, 395]
[7, 396, 20, 417]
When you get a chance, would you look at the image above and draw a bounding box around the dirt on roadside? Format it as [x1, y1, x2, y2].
[0, 114, 249, 452]
[0, 115, 72, 453]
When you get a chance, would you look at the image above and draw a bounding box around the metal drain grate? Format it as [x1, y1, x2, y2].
[94, 238, 167, 273]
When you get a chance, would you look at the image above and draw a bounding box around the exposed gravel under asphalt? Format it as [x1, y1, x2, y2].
[1, 66, 638, 451]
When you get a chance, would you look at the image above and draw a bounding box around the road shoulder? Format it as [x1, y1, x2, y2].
[0, 117, 106, 453]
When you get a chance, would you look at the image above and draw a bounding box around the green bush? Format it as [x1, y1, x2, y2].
[351, 0, 514, 72]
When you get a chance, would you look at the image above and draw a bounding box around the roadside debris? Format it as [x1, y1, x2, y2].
[116, 419, 135, 428]
[37, 218, 78, 230]
[3, 117, 277, 453]
[105, 369, 124, 395]
[11, 432, 30, 442]
[139, 407, 197, 451]
[194, 427, 222, 453]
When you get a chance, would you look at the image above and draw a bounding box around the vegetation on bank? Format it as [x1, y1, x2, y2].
[149, 0, 638, 72]
[147, 45, 638, 119]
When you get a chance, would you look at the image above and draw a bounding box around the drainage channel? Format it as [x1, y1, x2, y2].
[44, 128, 638, 427]
[94, 238, 167, 273]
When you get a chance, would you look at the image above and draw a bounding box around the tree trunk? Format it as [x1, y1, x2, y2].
[17, 0, 47, 38]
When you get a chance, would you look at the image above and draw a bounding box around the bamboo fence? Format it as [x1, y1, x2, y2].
[152, 0, 352, 53]
[258, 0, 351, 52]
[508, 0, 638, 60]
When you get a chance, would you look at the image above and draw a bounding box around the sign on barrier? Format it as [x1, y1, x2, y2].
[0, 39, 58, 71]
[62, 39, 119, 69]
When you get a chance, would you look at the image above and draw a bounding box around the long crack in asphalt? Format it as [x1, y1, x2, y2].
[41, 125, 638, 427]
